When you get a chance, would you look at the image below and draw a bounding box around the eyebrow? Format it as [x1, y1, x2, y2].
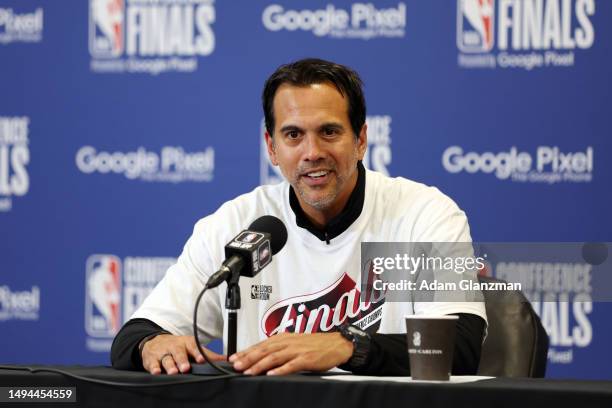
[279, 124, 303, 134]
[318, 122, 345, 132]
[279, 122, 346, 134]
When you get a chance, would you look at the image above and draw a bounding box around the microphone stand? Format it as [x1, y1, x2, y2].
[225, 270, 241, 357]
[191, 263, 243, 375]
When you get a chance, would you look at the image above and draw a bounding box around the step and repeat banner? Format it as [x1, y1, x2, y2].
[1, 0, 611, 379]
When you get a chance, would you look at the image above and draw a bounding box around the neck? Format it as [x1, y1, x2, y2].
[289, 162, 366, 243]
[300, 169, 358, 228]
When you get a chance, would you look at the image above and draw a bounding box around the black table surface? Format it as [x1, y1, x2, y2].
[1, 365, 611, 408]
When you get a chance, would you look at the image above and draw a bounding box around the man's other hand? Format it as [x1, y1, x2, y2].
[141, 334, 226, 375]
[229, 332, 353, 376]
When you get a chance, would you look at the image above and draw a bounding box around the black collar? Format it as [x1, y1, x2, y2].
[289, 161, 366, 244]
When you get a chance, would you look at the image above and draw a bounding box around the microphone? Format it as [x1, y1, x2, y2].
[191, 215, 288, 375]
[205, 215, 288, 289]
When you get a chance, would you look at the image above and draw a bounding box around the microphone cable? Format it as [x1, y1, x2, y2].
[0, 283, 242, 387]
[0, 365, 238, 388]
[193, 284, 237, 376]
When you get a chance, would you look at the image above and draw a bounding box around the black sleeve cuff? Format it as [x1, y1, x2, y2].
[110, 318, 168, 371]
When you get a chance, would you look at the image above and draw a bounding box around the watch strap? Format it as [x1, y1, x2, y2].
[339, 324, 371, 369]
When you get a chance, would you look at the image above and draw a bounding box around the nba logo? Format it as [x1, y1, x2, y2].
[457, 0, 494, 53]
[237, 231, 263, 244]
[85, 255, 122, 337]
[258, 242, 271, 267]
[89, 0, 124, 57]
[260, 119, 285, 185]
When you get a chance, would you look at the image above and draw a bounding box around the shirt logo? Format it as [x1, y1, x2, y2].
[262, 272, 385, 336]
[251, 285, 272, 300]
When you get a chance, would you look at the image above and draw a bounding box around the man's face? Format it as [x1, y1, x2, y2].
[265, 83, 367, 222]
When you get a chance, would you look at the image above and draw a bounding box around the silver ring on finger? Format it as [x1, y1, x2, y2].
[160, 353, 173, 363]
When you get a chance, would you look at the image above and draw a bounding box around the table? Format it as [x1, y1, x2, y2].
[1, 366, 611, 407]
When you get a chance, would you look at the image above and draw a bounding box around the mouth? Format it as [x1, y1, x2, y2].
[300, 169, 332, 186]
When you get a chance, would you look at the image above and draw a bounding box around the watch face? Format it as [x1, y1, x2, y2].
[347, 325, 366, 337]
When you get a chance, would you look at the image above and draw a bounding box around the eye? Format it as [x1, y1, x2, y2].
[323, 127, 338, 136]
[286, 130, 299, 140]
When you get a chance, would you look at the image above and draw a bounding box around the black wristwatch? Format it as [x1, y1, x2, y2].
[339, 323, 371, 369]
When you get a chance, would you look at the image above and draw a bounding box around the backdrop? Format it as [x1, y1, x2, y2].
[1, 0, 610, 380]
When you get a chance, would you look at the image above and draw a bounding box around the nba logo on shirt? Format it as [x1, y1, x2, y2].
[89, 0, 124, 57]
[457, 0, 494, 53]
[85, 255, 122, 337]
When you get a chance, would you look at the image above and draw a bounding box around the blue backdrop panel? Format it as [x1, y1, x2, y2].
[1, 0, 610, 379]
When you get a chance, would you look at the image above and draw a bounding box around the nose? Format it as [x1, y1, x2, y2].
[302, 133, 325, 162]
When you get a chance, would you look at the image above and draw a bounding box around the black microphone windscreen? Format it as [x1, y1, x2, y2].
[249, 215, 288, 255]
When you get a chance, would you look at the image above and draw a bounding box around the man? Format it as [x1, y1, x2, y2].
[111, 58, 487, 376]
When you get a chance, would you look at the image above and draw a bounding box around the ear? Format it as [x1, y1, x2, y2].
[265, 131, 278, 166]
[356, 123, 368, 160]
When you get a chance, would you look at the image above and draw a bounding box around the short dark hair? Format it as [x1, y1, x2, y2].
[262, 58, 366, 138]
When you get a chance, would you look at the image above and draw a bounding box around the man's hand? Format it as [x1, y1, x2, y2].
[229, 332, 353, 376]
[141, 334, 226, 375]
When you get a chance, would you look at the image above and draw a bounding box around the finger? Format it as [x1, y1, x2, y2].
[204, 349, 227, 362]
[229, 346, 254, 365]
[161, 354, 179, 375]
[233, 342, 287, 371]
[230, 335, 282, 362]
[172, 347, 191, 373]
[229, 345, 254, 362]
[187, 339, 226, 364]
[187, 340, 206, 364]
[187, 343, 205, 364]
[144, 357, 162, 375]
[244, 349, 297, 376]
[267, 357, 303, 376]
